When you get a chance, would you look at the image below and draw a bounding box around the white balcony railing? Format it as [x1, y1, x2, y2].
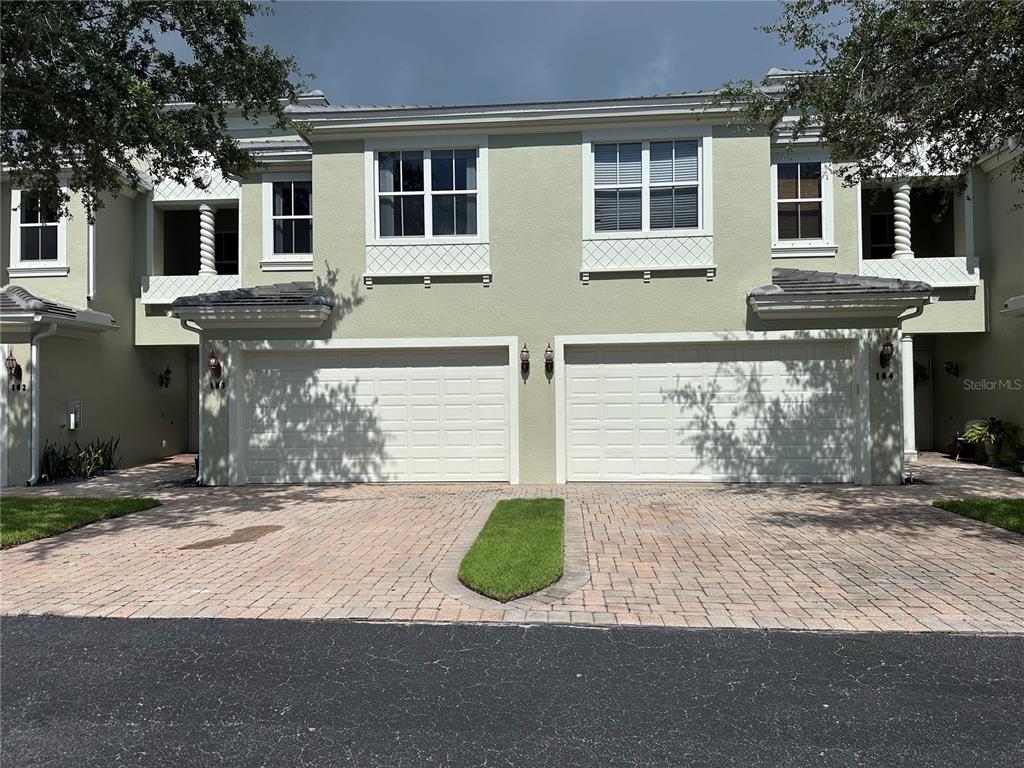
[140, 274, 242, 305]
[859, 256, 980, 288]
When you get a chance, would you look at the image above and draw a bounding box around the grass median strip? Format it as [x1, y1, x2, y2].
[458, 498, 565, 602]
[1, 497, 160, 549]
[932, 497, 1024, 535]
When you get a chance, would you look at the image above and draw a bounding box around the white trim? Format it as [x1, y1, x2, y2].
[770, 150, 836, 256]
[232, 336, 519, 484]
[9, 188, 68, 275]
[363, 135, 489, 247]
[581, 126, 713, 241]
[855, 331, 873, 485]
[553, 330, 868, 485]
[145, 195, 155, 277]
[87, 221, 96, 300]
[261, 171, 313, 268]
[228, 340, 240, 486]
[0, 349, 7, 487]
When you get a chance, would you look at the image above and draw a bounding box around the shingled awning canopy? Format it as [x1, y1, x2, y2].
[748, 268, 934, 320]
[168, 282, 333, 328]
[0, 285, 117, 336]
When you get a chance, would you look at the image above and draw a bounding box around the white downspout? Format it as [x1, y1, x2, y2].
[177, 318, 203, 484]
[27, 322, 58, 486]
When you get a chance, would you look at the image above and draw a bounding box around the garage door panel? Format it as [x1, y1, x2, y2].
[243, 348, 511, 483]
[565, 341, 855, 483]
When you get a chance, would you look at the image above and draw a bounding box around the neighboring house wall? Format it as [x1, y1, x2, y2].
[196, 125, 903, 485]
[927, 163, 1024, 448]
[1, 183, 190, 485]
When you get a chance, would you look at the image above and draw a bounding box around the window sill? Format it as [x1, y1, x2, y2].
[771, 244, 838, 259]
[7, 264, 70, 278]
[260, 257, 313, 272]
[367, 236, 488, 247]
[586, 230, 711, 241]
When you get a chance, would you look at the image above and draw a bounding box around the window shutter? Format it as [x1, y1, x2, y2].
[649, 188, 673, 228]
[673, 186, 698, 228]
[618, 189, 641, 229]
[618, 143, 641, 184]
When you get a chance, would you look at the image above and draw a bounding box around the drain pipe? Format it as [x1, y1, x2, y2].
[178, 319, 203, 484]
[26, 322, 59, 485]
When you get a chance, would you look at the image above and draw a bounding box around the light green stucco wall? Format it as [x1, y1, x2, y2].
[925, 164, 1024, 452]
[196, 127, 904, 485]
[2, 186, 191, 485]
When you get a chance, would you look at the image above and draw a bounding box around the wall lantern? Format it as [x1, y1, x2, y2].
[208, 352, 225, 389]
[944, 360, 960, 378]
[158, 367, 172, 388]
[879, 339, 894, 369]
[5, 350, 25, 391]
[544, 343, 555, 376]
[520, 344, 530, 379]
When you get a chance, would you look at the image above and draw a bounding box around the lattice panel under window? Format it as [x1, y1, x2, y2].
[365, 243, 491, 275]
[140, 274, 242, 304]
[860, 257, 980, 288]
[582, 236, 714, 271]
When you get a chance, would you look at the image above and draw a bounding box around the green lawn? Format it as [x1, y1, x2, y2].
[458, 498, 565, 602]
[933, 497, 1024, 535]
[1, 497, 160, 548]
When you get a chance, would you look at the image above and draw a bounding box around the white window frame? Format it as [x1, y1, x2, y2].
[8, 188, 69, 277]
[770, 150, 836, 258]
[261, 172, 313, 272]
[363, 135, 489, 246]
[582, 125, 713, 240]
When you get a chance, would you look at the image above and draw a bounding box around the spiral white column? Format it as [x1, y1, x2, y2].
[892, 180, 914, 261]
[198, 203, 217, 275]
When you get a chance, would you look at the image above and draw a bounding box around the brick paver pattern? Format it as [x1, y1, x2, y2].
[2, 454, 1022, 632]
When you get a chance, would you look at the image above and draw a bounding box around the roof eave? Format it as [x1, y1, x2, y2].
[747, 294, 933, 320]
[166, 305, 331, 329]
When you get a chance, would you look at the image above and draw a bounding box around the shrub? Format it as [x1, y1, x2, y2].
[40, 437, 120, 483]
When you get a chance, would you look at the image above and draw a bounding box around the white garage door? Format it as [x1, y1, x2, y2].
[242, 347, 511, 483]
[564, 341, 855, 482]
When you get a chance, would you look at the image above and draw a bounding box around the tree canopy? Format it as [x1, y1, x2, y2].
[1, 0, 306, 216]
[723, 0, 1024, 186]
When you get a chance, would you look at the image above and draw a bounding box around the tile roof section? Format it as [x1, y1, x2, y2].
[170, 282, 332, 310]
[0, 285, 116, 329]
[751, 267, 933, 298]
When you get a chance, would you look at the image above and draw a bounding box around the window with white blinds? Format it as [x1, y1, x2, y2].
[592, 139, 701, 232]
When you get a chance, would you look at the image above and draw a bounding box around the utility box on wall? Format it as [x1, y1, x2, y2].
[67, 400, 83, 430]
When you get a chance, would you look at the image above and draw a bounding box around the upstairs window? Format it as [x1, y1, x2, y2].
[776, 162, 822, 240]
[272, 180, 312, 254]
[592, 139, 702, 233]
[19, 194, 60, 261]
[377, 148, 478, 238]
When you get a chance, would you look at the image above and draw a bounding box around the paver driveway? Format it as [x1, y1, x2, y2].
[2, 454, 1022, 632]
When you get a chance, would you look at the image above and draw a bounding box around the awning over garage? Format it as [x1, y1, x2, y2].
[0, 285, 117, 337]
[748, 267, 934, 320]
[168, 281, 333, 329]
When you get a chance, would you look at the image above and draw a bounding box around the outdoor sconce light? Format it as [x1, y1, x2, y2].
[208, 352, 225, 389]
[879, 339, 894, 369]
[158, 367, 172, 388]
[520, 344, 530, 379]
[944, 361, 960, 377]
[544, 343, 555, 376]
[5, 350, 25, 391]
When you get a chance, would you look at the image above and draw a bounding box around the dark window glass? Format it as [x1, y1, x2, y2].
[273, 219, 292, 253]
[21, 227, 40, 261]
[432, 194, 455, 235]
[39, 226, 58, 260]
[379, 196, 397, 236]
[215, 232, 239, 274]
[457, 194, 477, 235]
[777, 202, 799, 239]
[21, 197, 40, 224]
[798, 202, 822, 239]
[379, 152, 398, 193]
[402, 195, 424, 235]
[293, 219, 312, 254]
[401, 152, 424, 192]
[454, 149, 476, 190]
[777, 164, 799, 199]
[273, 182, 291, 216]
[799, 163, 821, 198]
[293, 182, 311, 216]
[432, 150, 454, 191]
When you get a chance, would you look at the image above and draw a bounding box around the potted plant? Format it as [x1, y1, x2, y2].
[962, 418, 1019, 466]
[943, 433, 960, 460]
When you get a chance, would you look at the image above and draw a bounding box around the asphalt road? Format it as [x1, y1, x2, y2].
[2, 616, 1022, 767]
